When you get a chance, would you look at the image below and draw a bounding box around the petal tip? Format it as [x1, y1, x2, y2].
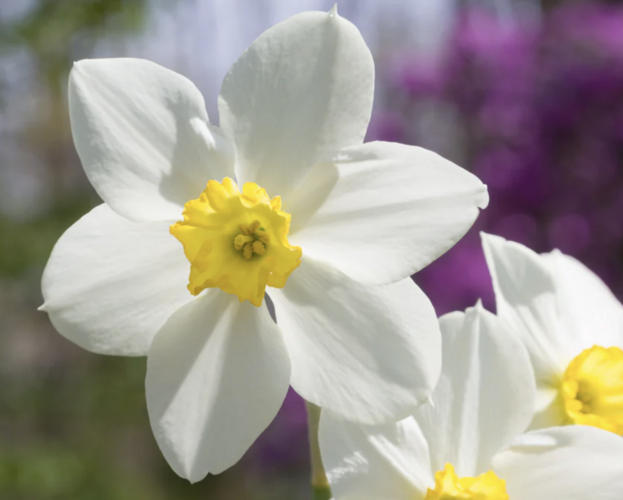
[329, 3, 339, 17]
[71, 59, 87, 72]
[186, 472, 204, 485]
[479, 183, 490, 209]
[69, 59, 91, 84]
[480, 232, 504, 263]
[37, 303, 48, 312]
[479, 231, 503, 246]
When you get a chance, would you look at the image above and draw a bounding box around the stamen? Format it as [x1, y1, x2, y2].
[243, 242, 254, 260]
[234, 234, 254, 250]
[234, 220, 272, 259]
[256, 231, 270, 244]
[252, 240, 266, 255]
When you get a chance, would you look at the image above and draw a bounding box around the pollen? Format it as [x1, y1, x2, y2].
[561, 345, 623, 435]
[425, 463, 508, 500]
[170, 177, 302, 307]
[252, 240, 266, 255]
[233, 220, 269, 259]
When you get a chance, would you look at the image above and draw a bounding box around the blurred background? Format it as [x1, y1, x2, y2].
[1, 0, 622, 498]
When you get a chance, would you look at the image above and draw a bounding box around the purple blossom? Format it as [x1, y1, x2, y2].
[380, 1, 623, 313]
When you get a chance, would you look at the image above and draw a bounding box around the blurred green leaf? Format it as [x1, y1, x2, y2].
[0, 198, 94, 278]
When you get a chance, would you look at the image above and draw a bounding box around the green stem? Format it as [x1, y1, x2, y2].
[312, 485, 333, 500]
[305, 401, 332, 500]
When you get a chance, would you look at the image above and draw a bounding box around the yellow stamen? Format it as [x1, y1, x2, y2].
[561, 345, 623, 434]
[243, 241, 253, 260]
[425, 463, 508, 500]
[234, 234, 254, 250]
[234, 220, 272, 259]
[257, 231, 270, 245]
[170, 178, 302, 306]
[248, 219, 261, 234]
[252, 240, 266, 255]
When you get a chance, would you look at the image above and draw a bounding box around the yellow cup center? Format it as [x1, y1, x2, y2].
[233, 219, 270, 259]
[424, 463, 508, 500]
[170, 177, 302, 307]
[561, 345, 623, 434]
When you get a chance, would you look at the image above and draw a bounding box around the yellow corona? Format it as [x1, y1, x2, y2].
[561, 345, 623, 434]
[424, 463, 508, 500]
[171, 178, 302, 306]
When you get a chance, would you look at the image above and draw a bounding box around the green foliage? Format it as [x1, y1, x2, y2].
[6, 0, 146, 52]
[0, 2, 307, 498]
[0, 198, 94, 278]
[0, 445, 150, 500]
[1, 0, 148, 90]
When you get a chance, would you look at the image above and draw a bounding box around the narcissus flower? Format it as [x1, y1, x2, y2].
[321, 303, 623, 500]
[482, 233, 623, 434]
[40, 7, 487, 481]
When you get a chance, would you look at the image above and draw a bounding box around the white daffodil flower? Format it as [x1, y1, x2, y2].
[40, 8, 488, 481]
[482, 232, 623, 434]
[321, 303, 623, 500]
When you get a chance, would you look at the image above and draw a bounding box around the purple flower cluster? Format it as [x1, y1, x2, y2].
[376, 1, 623, 315]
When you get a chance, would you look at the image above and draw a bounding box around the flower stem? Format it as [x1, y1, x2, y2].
[312, 485, 333, 500]
[305, 401, 332, 500]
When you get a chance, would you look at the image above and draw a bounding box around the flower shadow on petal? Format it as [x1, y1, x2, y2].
[285, 162, 339, 234]
[158, 108, 234, 209]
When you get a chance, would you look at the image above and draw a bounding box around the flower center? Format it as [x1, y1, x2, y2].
[425, 463, 508, 500]
[170, 177, 302, 307]
[233, 219, 270, 259]
[561, 345, 623, 434]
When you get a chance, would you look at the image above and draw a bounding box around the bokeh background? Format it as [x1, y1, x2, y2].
[1, 0, 622, 498]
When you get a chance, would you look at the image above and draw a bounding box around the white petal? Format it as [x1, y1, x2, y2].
[146, 291, 290, 481]
[528, 386, 567, 430]
[413, 303, 536, 478]
[541, 250, 623, 351]
[218, 9, 373, 199]
[69, 58, 234, 222]
[481, 233, 568, 381]
[269, 256, 441, 425]
[319, 412, 433, 500]
[492, 426, 623, 500]
[287, 142, 488, 284]
[40, 204, 192, 356]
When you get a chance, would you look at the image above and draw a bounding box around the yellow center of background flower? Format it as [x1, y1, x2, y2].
[561, 345, 623, 434]
[425, 463, 508, 500]
[171, 177, 302, 307]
